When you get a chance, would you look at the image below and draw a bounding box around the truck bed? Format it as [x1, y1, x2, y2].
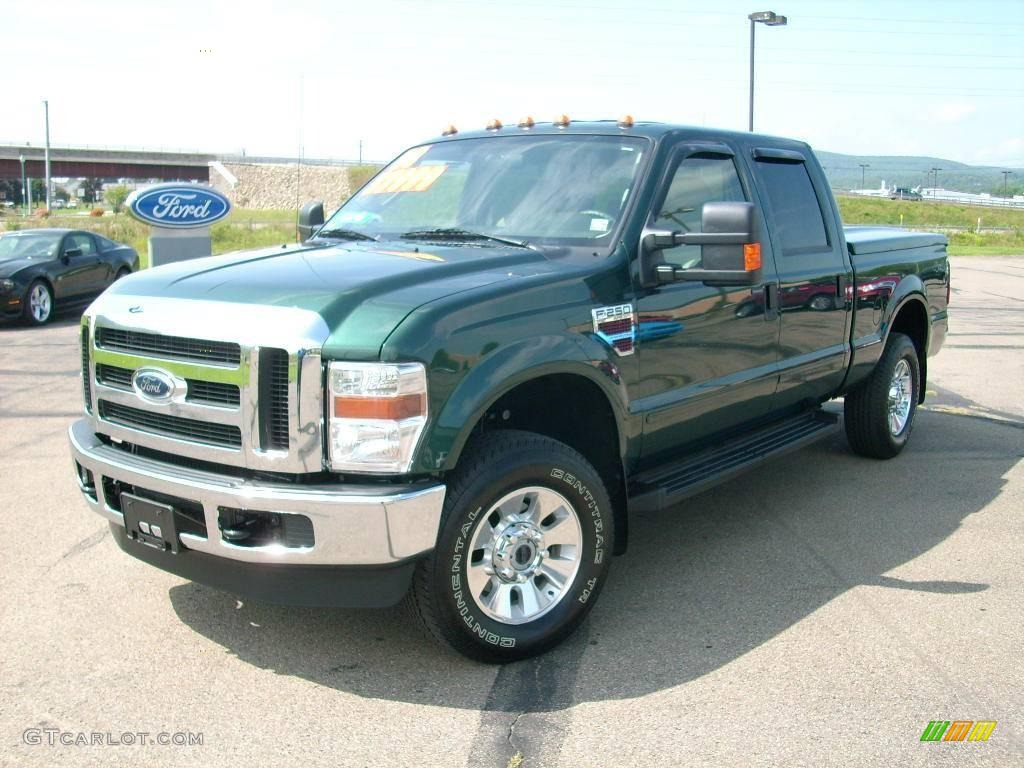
[843, 226, 946, 256]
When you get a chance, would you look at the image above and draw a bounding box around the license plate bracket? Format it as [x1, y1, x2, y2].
[121, 493, 180, 554]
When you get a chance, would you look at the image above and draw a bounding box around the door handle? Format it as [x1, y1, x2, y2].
[764, 282, 780, 320]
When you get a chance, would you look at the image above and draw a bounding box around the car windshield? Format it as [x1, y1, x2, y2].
[0, 233, 61, 261]
[319, 134, 650, 252]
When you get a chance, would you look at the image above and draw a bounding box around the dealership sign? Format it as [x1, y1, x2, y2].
[126, 184, 231, 229]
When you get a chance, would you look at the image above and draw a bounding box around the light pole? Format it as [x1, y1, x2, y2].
[748, 10, 787, 132]
[859, 163, 870, 190]
[43, 99, 52, 212]
[931, 166, 942, 191]
[1002, 170, 1013, 197]
[19, 155, 27, 216]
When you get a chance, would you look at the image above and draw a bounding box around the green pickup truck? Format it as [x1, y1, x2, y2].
[69, 119, 949, 662]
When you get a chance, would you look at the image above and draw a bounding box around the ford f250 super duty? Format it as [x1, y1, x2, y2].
[69, 118, 949, 662]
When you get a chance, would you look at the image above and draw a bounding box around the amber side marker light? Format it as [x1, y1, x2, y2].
[744, 243, 762, 271]
[441, 124, 458, 136]
[334, 394, 427, 420]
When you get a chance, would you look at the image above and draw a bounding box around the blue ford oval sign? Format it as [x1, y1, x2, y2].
[126, 184, 231, 229]
[132, 368, 178, 402]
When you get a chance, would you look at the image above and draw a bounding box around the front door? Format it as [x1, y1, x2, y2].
[58, 232, 106, 298]
[632, 144, 781, 466]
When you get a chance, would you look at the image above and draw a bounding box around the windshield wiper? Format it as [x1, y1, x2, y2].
[399, 228, 536, 250]
[312, 228, 379, 242]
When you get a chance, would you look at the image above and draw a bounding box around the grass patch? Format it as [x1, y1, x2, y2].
[836, 195, 1024, 230]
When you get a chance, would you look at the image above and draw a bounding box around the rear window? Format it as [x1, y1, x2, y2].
[755, 160, 829, 255]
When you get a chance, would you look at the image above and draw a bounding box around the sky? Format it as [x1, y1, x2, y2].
[2, 0, 1022, 167]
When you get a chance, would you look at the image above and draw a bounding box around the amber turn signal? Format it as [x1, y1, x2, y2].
[744, 243, 762, 271]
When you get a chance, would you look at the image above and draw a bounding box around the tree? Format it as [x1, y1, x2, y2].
[105, 185, 131, 213]
[82, 178, 104, 204]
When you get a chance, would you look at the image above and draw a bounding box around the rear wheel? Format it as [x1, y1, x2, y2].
[409, 430, 614, 662]
[844, 332, 920, 459]
[115, 267, 131, 280]
[23, 280, 53, 325]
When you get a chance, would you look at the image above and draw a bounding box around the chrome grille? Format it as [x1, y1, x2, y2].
[99, 400, 242, 448]
[85, 296, 327, 473]
[96, 327, 241, 365]
[96, 363, 241, 407]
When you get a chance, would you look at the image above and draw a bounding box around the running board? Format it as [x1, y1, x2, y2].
[628, 410, 839, 513]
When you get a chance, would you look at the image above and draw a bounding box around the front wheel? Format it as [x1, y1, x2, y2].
[24, 280, 54, 325]
[409, 430, 614, 662]
[844, 332, 920, 459]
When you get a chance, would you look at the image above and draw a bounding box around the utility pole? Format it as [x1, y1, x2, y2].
[859, 163, 869, 190]
[43, 100, 52, 212]
[931, 166, 942, 192]
[359, 139, 363, 165]
[1002, 170, 1013, 197]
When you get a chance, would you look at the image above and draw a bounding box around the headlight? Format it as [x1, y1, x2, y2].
[327, 362, 428, 473]
[0, 279, 14, 292]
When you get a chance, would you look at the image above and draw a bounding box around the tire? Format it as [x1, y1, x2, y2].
[844, 332, 920, 459]
[409, 430, 614, 662]
[23, 280, 54, 326]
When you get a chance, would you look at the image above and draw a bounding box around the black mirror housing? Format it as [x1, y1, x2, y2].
[63, 248, 83, 259]
[639, 201, 759, 287]
[297, 201, 325, 242]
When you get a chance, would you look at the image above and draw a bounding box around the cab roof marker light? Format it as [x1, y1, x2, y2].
[518, 116, 535, 129]
[441, 124, 458, 136]
[618, 114, 635, 129]
[553, 114, 571, 127]
[486, 118, 503, 131]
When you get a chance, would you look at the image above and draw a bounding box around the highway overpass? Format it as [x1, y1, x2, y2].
[0, 145, 212, 182]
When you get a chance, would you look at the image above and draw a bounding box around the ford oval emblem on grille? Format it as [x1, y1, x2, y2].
[132, 368, 177, 403]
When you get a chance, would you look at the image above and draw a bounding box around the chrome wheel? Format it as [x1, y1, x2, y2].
[29, 283, 52, 323]
[466, 486, 583, 625]
[887, 358, 913, 435]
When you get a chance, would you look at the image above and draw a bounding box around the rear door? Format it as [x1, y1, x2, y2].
[747, 148, 852, 408]
[632, 143, 781, 465]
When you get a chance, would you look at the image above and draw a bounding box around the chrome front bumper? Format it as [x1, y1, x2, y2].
[69, 419, 446, 566]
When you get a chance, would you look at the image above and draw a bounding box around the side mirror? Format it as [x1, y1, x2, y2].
[297, 201, 325, 242]
[63, 247, 83, 260]
[640, 201, 760, 287]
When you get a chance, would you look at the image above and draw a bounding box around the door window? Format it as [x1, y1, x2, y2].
[654, 155, 746, 268]
[755, 160, 829, 255]
[66, 233, 97, 256]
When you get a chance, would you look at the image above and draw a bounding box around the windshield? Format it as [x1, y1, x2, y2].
[320, 134, 649, 252]
[0, 233, 61, 261]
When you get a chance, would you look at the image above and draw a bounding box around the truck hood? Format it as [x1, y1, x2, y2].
[103, 240, 550, 358]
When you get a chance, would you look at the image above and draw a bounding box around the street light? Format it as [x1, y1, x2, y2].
[931, 167, 942, 191]
[19, 155, 27, 217]
[43, 99, 52, 212]
[748, 10, 788, 132]
[1002, 170, 1013, 198]
[859, 163, 870, 190]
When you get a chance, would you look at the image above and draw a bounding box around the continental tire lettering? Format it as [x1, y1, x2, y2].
[449, 507, 515, 648]
[550, 467, 605, 564]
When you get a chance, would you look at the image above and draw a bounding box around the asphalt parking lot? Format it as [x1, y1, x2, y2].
[1, 256, 1021, 767]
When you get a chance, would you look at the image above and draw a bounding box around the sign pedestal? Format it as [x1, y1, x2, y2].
[148, 226, 213, 267]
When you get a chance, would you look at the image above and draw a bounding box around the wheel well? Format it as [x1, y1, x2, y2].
[466, 374, 629, 554]
[889, 298, 928, 402]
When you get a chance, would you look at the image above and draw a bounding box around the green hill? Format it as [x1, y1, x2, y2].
[816, 150, 1020, 195]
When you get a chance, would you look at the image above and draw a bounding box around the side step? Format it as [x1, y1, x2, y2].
[628, 410, 839, 513]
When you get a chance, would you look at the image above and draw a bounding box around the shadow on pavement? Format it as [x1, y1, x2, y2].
[169, 409, 1019, 712]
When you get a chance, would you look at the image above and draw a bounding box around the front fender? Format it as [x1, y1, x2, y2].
[416, 332, 635, 473]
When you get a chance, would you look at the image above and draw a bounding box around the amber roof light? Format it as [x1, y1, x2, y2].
[486, 118, 503, 131]
[441, 124, 458, 136]
[518, 116, 535, 129]
[553, 114, 571, 127]
[618, 114, 635, 128]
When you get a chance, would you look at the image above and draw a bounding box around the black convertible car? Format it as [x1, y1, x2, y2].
[0, 229, 139, 325]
